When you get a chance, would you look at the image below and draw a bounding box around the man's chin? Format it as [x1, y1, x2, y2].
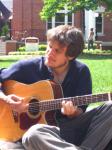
[45, 60, 53, 68]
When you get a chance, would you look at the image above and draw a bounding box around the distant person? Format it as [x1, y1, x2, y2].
[88, 28, 94, 50]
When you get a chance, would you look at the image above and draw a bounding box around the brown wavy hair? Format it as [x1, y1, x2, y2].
[47, 25, 84, 59]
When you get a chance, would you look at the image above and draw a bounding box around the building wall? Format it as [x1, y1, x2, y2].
[98, 13, 112, 42]
[12, 0, 112, 44]
[74, 11, 83, 30]
[12, 0, 46, 42]
[12, 0, 85, 42]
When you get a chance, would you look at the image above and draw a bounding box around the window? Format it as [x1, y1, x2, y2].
[47, 8, 74, 30]
[68, 13, 72, 25]
[47, 18, 52, 29]
[55, 13, 65, 26]
[96, 13, 103, 35]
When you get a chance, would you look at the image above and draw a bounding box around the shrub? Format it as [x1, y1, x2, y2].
[38, 44, 47, 51]
[83, 49, 112, 55]
[17, 44, 47, 52]
[18, 46, 25, 51]
[9, 51, 46, 56]
[1, 24, 9, 36]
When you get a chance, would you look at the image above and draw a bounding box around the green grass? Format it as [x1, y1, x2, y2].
[79, 53, 112, 94]
[0, 55, 32, 68]
[0, 51, 112, 94]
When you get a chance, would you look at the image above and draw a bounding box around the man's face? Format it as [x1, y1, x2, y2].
[45, 40, 70, 69]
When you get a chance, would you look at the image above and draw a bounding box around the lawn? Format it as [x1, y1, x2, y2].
[79, 53, 112, 94]
[0, 51, 112, 94]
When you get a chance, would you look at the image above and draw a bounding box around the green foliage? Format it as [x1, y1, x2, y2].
[83, 49, 112, 55]
[9, 48, 112, 56]
[40, 0, 67, 20]
[39, 44, 47, 51]
[18, 46, 25, 52]
[79, 54, 112, 94]
[1, 24, 9, 36]
[17, 44, 47, 52]
[40, 0, 112, 20]
[38, 44, 47, 51]
[8, 51, 46, 56]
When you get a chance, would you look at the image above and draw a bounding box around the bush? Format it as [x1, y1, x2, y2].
[1, 24, 9, 36]
[83, 49, 112, 55]
[18, 46, 25, 51]
[38, 44, 47, 51]
[17, 44, 47, 52]
[9, 51, 46, 56]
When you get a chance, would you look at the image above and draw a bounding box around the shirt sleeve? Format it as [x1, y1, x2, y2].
[0, 68, 6, 91]
[0, 60, 27, 83]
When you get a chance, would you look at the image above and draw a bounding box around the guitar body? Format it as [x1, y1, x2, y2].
[0, 80, 63, 142]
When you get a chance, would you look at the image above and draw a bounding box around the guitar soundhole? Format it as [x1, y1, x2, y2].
[28, 98, 39, 116]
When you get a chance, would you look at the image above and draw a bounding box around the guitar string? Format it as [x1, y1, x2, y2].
[27, 95, 108, 112]
[28, 94, 108, 105]
[28, 98, 108, 113]
[28, 95, 108, 106]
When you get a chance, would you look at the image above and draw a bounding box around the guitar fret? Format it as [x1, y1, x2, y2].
[70, 93, 109, 106]
[36, 93, 110, 112]
[39, 100, 62, 111]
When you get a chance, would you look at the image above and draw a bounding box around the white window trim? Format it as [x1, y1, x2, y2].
[46, 7, 74, 30]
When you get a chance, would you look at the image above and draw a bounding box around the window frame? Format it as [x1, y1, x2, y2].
[46, 8, 74, 30]
[95, 13, 104, 36]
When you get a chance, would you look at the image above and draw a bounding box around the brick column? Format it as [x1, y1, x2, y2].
[5, 40, 17, 55]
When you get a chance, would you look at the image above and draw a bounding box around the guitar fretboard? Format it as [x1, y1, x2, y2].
[38, 93, 112, 112]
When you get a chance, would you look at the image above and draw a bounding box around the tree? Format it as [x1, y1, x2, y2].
[1, 23, 9, 36]
[40, 0, 112, 20]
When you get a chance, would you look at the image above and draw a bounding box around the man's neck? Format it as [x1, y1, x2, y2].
[52, 63, 70, 84]
[52, 61, 69, 75]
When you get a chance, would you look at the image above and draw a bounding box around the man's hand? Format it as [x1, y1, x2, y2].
[3, 94, 28, 113]
[61, 101, 83, 117]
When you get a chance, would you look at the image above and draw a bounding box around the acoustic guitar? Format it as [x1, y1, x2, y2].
[0, 80, 111, 142]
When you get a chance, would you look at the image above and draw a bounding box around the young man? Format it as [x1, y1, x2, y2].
[0, 25, 112, 150]
[88, 28, 94, 50]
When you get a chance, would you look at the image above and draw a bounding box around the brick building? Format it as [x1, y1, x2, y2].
[12, 0, 84, 42]
[11, 0, 112, 49]
[12, 0, 46, 41]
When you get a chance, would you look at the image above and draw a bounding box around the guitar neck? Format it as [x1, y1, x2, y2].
[39, 93, 112, 112]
